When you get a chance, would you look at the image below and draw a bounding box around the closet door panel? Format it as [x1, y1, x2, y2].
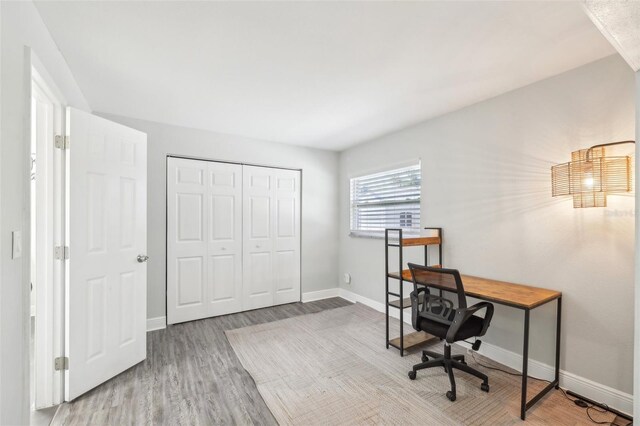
[273, 169, 301, 305]
[167, 158, 209, 324]
[243, 166, 274, 309]
[176, 256, 204, 306]
[209, 254, 236, 301]
[206, 162, 243, 316]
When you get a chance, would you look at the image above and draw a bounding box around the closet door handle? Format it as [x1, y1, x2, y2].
[137, 255, 149, 263]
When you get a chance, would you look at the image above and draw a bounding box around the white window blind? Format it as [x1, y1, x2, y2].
[350, 163, 421, 237]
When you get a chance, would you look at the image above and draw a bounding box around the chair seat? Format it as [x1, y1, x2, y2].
[417, 314, 485, 341]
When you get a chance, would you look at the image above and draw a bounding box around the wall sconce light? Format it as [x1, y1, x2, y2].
[551, 141, 635, 208]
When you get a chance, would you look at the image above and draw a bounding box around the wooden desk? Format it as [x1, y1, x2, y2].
[389, 269, 562, 420]
[390, 270, 561, 309]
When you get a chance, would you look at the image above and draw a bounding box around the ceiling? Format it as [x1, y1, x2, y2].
[35, 1, 615, 151]
[584, 0, 640, 72]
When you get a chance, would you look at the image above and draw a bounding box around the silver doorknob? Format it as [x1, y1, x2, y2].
[137, 255, 149, 263]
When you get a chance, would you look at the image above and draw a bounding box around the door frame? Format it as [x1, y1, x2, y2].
[164, 154, 303, 324]
[28, 55, 67, 409]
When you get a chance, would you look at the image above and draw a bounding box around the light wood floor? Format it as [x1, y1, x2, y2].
[52, 298, 352, 425]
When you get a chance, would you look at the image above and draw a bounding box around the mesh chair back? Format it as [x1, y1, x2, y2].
[408, 263, 467, 309]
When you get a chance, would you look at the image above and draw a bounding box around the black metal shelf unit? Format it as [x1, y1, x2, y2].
[384, 227, 443, 356]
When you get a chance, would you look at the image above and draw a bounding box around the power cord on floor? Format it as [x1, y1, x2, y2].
[556, 388, 625, 426]
[468, 351, 548, 382]
[467, 351, 624, 426]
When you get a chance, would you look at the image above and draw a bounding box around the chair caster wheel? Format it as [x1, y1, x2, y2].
[408, 371, 417, 380]
[421, 354, 429, 362]
[481, 383, 490, 392]
[446, 391, 456, 401]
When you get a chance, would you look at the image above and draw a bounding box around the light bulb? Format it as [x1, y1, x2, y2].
[584, 177, 594, 188]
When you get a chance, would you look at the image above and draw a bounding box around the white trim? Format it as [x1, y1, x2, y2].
[30, 55, 66, 409]
[339, 288, 414, 325]
[301, 288, 340, 303]
[348, 158, 421, 180]
[147, 317, 166, 332]
[333, 287, 633, 415]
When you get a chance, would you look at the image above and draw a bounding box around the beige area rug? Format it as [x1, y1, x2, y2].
[226, 303, 610, 425]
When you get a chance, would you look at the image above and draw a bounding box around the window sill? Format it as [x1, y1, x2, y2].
[349, 231, 420, 240]
[349, 232, 385, 240]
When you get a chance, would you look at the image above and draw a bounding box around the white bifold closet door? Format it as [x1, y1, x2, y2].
[167, 159, 300, 325]
[167, 158, 243, 324]
[243, 165, 301, 310]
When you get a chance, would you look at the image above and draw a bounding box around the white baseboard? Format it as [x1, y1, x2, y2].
[338, 288, 384, 310]
[323, 286, 633, 416]
[147, 316, 166, 332]
[339, 288, 413, 325]
[301, 288, 341, 302]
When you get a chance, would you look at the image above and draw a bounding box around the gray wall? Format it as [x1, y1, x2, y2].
[338, 55, 635, 394]
[97, 114, 340, 321]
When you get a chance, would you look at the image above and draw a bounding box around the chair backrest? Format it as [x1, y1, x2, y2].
[407, 263, 467, 309]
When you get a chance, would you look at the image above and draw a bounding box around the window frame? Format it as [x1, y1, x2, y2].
[349, 162, 422, 239]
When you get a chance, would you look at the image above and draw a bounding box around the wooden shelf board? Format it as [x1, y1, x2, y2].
[401, 236, 441, 247]
[389, 331, 437, 350]
[389, 293, 424, 309]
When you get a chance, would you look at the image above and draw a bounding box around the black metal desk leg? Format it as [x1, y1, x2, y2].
[385, 231, 389, 349]
[554, 297, 562, 387]
[521, 309, 530, 420]
[385, 282, 389, 349]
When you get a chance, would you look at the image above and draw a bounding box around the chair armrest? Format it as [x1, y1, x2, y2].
[445, 302, 494, 343]
[410, 287, 429, 331]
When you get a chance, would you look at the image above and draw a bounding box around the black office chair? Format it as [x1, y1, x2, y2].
[407, 263, 494, 401]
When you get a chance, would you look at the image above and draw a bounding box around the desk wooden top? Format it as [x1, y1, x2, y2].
[389, 270, 561, 309]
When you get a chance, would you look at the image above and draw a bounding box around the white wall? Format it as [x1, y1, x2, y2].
[96, 113, 340, 322]
[339, 55, 635, 398]
[0, 2, 90, 424]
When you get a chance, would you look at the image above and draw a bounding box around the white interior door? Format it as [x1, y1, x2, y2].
[243, 166, 275, 310]
[65, 107, 147, 401]
[207, 161, 243, 316]
[272, 168, 301, 305]
[166, 158, 243, 324]
[243, 166, 301, 310]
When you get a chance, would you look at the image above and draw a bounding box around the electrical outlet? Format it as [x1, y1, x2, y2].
[343, 273, 351, 285]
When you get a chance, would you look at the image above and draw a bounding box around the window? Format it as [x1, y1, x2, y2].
[350, 163, 421, 237]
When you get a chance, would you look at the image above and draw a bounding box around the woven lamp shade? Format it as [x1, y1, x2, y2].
[551, 147, 631, 208]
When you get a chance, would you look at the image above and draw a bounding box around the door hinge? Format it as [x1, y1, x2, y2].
[54, 357, 69, 371]
[54, 135, 69, 150]
[54, 245, 69, 260]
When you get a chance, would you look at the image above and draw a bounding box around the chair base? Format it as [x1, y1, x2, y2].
[408, 344, 489, 401]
